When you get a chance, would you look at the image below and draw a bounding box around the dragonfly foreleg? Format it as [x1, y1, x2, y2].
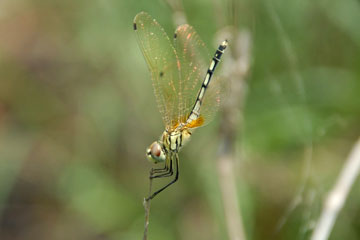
[146, 154, 179, 200]
[150, 165, 168, 175]
[150, 154, 171, 176]
[151, 156, 173, 179]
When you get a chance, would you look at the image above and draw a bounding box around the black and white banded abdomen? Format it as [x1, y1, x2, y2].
[186, 40, 228, 124]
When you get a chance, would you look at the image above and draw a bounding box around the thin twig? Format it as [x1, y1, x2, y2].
[311, 138, 360, 240]
[143, 175, 153, 240]
[217, 29, 251, 240]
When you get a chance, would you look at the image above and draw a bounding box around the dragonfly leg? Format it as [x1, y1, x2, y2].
[151, 157, 173, 179]
[150, 155, 171, 176]
[150, 165, 168, 174]
[146, 154, 179, 200]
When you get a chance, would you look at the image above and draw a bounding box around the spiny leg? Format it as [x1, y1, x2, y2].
[151, 165, 168, 174]
[151, 157, 173, 179]
[146, 154, 179, 201]
[150, 155, 171, 175]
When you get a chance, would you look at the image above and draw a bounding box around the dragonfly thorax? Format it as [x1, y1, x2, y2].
[146, 128, 191, 164]
[162, 129, 191, 153]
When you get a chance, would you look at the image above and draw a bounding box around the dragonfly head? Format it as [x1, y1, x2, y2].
[146, 141, 166, 164]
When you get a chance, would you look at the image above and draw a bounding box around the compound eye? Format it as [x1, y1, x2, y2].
[146, 141, 165, 163]
[151, 143, 161, 157]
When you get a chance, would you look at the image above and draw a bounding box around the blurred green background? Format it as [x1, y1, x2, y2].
[0, 0, 360, 239]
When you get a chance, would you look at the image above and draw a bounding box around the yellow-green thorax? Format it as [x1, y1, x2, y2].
[162, 128, 192, 153]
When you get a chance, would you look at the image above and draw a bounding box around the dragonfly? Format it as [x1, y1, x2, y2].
[133, 12, 228, 200]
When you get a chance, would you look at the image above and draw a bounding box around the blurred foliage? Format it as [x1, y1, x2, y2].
[0, 0, 359, 239]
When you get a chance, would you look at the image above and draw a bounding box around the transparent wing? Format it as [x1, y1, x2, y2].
[199, 75, 228, 127]
[134, 12, 181, 129]
[174, 25, 224, 129]
[173, 25, 209, 126]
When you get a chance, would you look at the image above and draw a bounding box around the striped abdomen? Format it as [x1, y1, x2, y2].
[186, 40, 228, 125]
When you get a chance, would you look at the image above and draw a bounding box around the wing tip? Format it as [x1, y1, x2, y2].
[133, 11, 151, 25]
[133, 11, 148, 31]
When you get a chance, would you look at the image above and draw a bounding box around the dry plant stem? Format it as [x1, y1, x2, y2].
[218, 155, 246, 240]
[217, 30, 251, 240]
[311, 138, 360, 240]
[143, 175, 153, 240]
